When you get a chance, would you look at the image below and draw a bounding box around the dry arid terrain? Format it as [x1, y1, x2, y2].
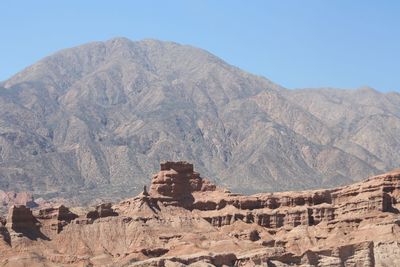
[1, 38, 400, 204]
[1, 161, 400, 266]
[1, 38, 400, 267]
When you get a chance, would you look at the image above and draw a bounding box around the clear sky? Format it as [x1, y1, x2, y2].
[1, 1, 399, 92]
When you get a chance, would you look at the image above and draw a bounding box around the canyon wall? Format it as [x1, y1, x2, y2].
[1, 162, 399, 266]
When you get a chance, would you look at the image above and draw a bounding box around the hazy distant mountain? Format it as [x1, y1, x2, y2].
[0, 38, 399, 203]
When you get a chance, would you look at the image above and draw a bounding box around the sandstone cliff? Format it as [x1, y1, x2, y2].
[0, 162, 399, 266]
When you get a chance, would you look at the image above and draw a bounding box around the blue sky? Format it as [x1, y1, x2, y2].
[1, 1, 399, 92]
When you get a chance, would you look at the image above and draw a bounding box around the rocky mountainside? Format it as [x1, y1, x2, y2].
[0, 37, 400, 202]
[1, 161, 400, 266]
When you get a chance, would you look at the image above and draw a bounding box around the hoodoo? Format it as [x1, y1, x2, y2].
[148, 161, 217, 207]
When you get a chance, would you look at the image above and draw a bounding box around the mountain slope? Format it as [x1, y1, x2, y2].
[0, 38, 399, 202]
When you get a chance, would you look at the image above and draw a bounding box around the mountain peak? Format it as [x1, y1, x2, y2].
[356, 86, 379, 94]
[105, 37, 177, 46]
[4, 37, 274, 100]
[0, 38, 399, 206]
[107, 36, 132, 43]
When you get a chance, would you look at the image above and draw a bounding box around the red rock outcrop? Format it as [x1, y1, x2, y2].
[86, 203, 118, 220]
[34, 205, 78, 235]
[4, 205, 47, 241]
[1, 162, 400, 266]
[148, 161, 216, 208]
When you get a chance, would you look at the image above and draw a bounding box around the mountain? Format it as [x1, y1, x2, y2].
[1, 162, 400, 266]
[0, 37, 400, 203]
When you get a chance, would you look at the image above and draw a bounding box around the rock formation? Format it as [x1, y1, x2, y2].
[86, 203, 118, 220]
[34, 205, 78, 234]
[0, 161, 400, 266]
[149, 161, 216, 208]
[5, 205, 46, 240]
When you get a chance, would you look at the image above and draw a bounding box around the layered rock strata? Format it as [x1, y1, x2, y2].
[149, 161, 216, 208]
[34, 205, 78, 235]
[0, 162, 399, 266]
[86, 203, 118, 220]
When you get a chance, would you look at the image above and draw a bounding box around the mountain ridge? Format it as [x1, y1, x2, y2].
[0, 37, 399, 203]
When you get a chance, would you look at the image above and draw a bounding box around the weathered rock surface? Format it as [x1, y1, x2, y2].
[86, 202, 118, 220]
[34, 205, 78, 235]
[5, 205, 46, 241]
[1, 38, 400, 204]
[149, 161, 216, 208]
[0, 161, 399, 266]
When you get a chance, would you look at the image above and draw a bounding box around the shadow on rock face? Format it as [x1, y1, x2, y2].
[6, 205, 49, 241]
[0, 225, 11, 245]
